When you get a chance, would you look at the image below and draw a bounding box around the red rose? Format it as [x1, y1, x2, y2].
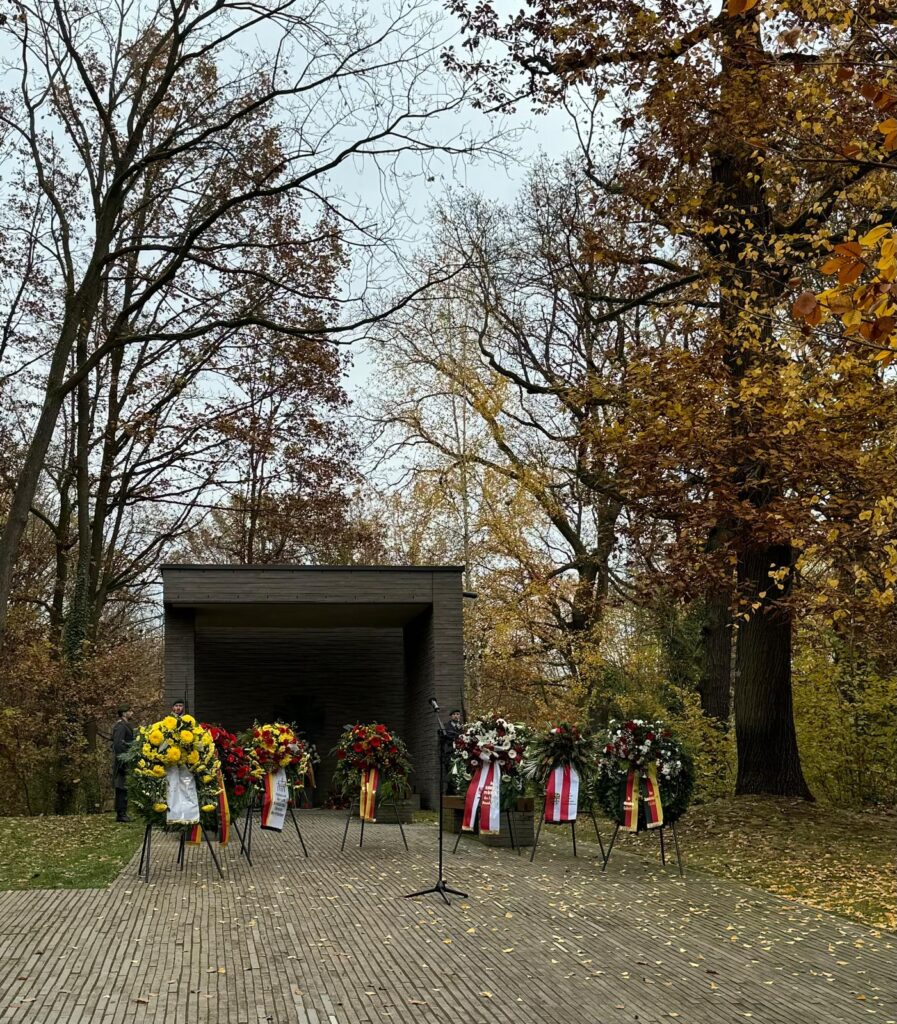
[370, 738, 381, 748]
[336, 750, 346, 760]
[389, 746, 398, 755]
[375, 724, 387, 734]
[234, 785, 245, 796]
[352, 742, 364, 753]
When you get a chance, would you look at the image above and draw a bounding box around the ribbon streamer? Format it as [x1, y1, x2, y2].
[260, 768, 289, 831]
[623, 764, 664, 831]
[545, 764, 579, 824]
[187, 770, 229, 846]
[462, 759, 502, 834]
[359, 767, 379, 822]
[643, 763, 664, 829]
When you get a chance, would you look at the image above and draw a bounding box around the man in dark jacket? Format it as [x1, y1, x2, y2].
[443, 709, 464, 795]
[112, 705, 135, 823]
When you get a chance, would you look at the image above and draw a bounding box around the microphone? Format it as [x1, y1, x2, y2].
[429, 697, 440, 711]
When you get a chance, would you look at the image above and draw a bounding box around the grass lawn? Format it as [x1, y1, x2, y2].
[0, 815, 143, 890]
[419, 796, 896, 931]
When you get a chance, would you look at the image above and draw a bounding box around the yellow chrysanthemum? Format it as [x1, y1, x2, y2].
[153, 802, 168, 812]
[181, 714, 195, 726]
[152, 765, 166, 777]
[165, 746, 181, 763]
[186, 750, 200, 765]
[280, 756, 291, 767]
[202, 774, 213, 784]
[148, 729, 164, 746]
[163, 716, 177, 730]
[179, 729, 194, 745]
[201, 804, 215, 813]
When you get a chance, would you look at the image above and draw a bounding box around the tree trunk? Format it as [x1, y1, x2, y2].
[699, 592, 732, 720]
[734, 543, 813, 798]
[705, 16, 807, 791]
[0, 387, 71, 660]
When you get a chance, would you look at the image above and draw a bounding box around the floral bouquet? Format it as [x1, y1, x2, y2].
[244, 722, 311, 830]
[202, 724, 258, 817]
[332, 722, 412, 820]
[523, 723, 598, 823]
[451, 715, 528, 829]
[124, 712, 222, 828]
[593, 719, 693, 831]
[245, 722, 310, 787]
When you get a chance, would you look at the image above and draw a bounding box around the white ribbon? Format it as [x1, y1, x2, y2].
[165, 766, 200, 824]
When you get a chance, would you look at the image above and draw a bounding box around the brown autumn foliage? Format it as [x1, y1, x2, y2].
[437, 0, 897, 797]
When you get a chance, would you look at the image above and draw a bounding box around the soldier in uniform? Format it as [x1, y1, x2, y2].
[111, 704, 135, 823]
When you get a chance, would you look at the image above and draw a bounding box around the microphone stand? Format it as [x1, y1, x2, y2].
[405, 701, 468, 905]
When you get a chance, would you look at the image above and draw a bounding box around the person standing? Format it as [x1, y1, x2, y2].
[112, 705, 135, 823]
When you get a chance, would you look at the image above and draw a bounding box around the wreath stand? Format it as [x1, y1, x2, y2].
[137, 822, 224, 883]
[601, 820, 684, 876]
[452, 807, 521, 855]
[339, 800, 409, 852]
[529, 801, 606, 863]
[230, 812, 253, 867]
[238, 792, 309, 861]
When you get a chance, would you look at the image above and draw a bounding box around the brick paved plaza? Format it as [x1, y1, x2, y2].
[0, 812, 892, 1024]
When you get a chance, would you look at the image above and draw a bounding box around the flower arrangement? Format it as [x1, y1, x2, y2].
[331, 722, 412, 802]
[202, 724, 259, 816]
[593, 719, 694, 829]
[451, 715, 528, 810]
[124, 713, 222, 826]
[245, 722, 311, 793]
[523, 722, 598, 786]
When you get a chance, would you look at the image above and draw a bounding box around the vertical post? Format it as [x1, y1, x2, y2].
[529, 806, 546, 863]
[601, 824, 620, 872]
[200, 825, 224, 878]
[393, 799, 409, 851]
[138, 823, 151, 878]
[288, 805, 309, 858]
[659, 826, 666, 866]
[340, 806, 353, 852]
[670, 820, 684, 877]
[143, 824, 152, 883]
[505, 809, 518, 854]
[571, 820, 577, 858]
[588, 806, 606, 861]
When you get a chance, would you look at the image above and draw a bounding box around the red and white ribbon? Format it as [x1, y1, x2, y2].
[545, 764, 579, 824]
[462, 759, 502, 834]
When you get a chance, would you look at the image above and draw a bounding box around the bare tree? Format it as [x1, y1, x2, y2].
[0, 0, 485, 654]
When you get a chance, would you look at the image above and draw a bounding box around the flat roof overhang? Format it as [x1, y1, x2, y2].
[189, 602, 429, 628]
[162, 564, 464, 615]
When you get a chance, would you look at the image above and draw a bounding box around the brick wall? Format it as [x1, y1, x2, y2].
[192, 625, 406, 800]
